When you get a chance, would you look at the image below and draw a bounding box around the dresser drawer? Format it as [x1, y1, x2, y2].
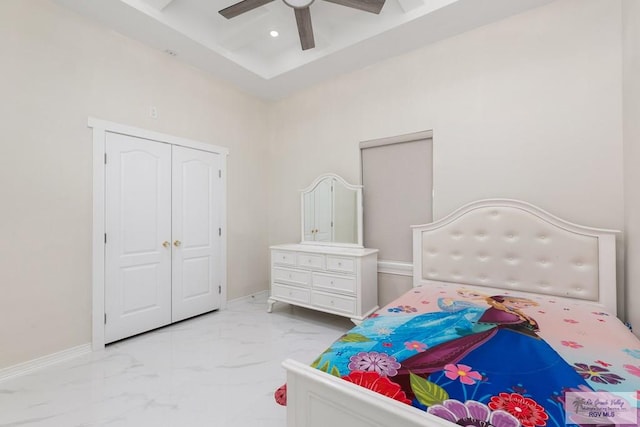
[272, 267, 311, 287]
[272, 284, 310, 304]
[297, 253, 325, 270]
[311, 291, 356, 315]
[312, 272, 356, 294]
[272, 251, 296, 267]
[326, 256, 356, 274]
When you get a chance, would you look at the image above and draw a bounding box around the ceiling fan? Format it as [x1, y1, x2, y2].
[218, 0, 386, 50]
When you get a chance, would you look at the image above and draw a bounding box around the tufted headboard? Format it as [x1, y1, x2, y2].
[412, 199, 618, 314]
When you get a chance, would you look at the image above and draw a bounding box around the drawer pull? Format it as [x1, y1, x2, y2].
[338, 262, 342, 266]
[330, 300, 335, 305]
[308, 259, 312, 263]
[289, 274, 292, 278]
[330, 281, 334, 285]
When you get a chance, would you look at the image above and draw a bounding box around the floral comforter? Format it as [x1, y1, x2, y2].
[283, 284, 640, 427]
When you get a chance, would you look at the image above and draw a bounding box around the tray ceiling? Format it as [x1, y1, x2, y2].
[53, 0, 554, 100]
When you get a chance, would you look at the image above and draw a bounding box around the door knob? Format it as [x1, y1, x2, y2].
[174, 240, 182, 247]
[162, 241, 170, 248]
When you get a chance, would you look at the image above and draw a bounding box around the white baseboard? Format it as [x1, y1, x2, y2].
[0, 343, 92, 383]
[227, 289, 269, 306]
[377, 260, 413, 276]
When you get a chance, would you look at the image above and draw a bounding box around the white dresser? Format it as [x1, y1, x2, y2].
[268, 244, 378, 323]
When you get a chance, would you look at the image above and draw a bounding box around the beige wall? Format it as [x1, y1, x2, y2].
[0, 0, 270, 368]
[623, 0, 640, 336]
[268, 0, 626, 306]
[2, 0, 636, 370]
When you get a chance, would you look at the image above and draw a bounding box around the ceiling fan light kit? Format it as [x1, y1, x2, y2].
[283, 0, 314, 8]
[219, 0, 385, 51]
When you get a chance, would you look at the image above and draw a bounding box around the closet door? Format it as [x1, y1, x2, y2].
[104, 133, 172, 344]
[171, 146, 223, 322]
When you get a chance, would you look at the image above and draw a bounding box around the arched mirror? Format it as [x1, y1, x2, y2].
[300, 173, 363, 248]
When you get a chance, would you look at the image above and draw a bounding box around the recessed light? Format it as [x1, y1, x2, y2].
[270, 30, 279, 38]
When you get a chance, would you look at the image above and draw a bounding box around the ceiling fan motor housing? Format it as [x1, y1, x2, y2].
[283, 0, 315, 8]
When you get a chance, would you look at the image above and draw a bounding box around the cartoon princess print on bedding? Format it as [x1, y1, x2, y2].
[302, 285, 640, 427]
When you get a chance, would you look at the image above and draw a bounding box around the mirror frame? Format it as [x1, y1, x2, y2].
[300, 173, 363, 248]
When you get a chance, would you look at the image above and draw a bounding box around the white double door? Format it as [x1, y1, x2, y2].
[104, 133, 223, 344]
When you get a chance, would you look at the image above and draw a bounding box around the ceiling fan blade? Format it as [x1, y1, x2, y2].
[294, 7, 315, 50]
[322, 0, 384, 14]
[219, 0, 275, 19]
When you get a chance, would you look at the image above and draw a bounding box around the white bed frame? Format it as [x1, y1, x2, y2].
[282, 199, 619, 427]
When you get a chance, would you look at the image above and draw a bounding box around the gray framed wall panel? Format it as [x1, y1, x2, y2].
[360, 131, 433, 264]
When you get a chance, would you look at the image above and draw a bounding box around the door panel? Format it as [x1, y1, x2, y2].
[121, 265, 161, 314]
[172, 146, 222, 322]
[182, 257, 210, 298]
[105, 133, 172, 343]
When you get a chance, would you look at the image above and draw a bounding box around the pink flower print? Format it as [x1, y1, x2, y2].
[537, 310, 546, 314]
[444, 364, 483, 385]
[382, 342, 392, 348]
[560, 340, 583, 349]
[563, 319, 579, 324]
[348, 352, 401, 377]
[421, 300, 430, 304]
[624, 364, 640, 377]
[595, 360, 612, 367]
[404, 341, 427, 352]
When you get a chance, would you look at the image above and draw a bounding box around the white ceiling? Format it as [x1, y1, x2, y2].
[53, 0, 554, 100]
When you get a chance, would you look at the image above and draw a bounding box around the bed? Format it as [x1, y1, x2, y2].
[280, 199, 640, 427]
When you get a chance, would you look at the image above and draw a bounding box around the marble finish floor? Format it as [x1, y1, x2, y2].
[0, 294, 354, 426]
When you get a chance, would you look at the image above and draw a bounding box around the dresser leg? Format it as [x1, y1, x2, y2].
[350, 306, 379, 325]
[267, 298, 276, 313]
